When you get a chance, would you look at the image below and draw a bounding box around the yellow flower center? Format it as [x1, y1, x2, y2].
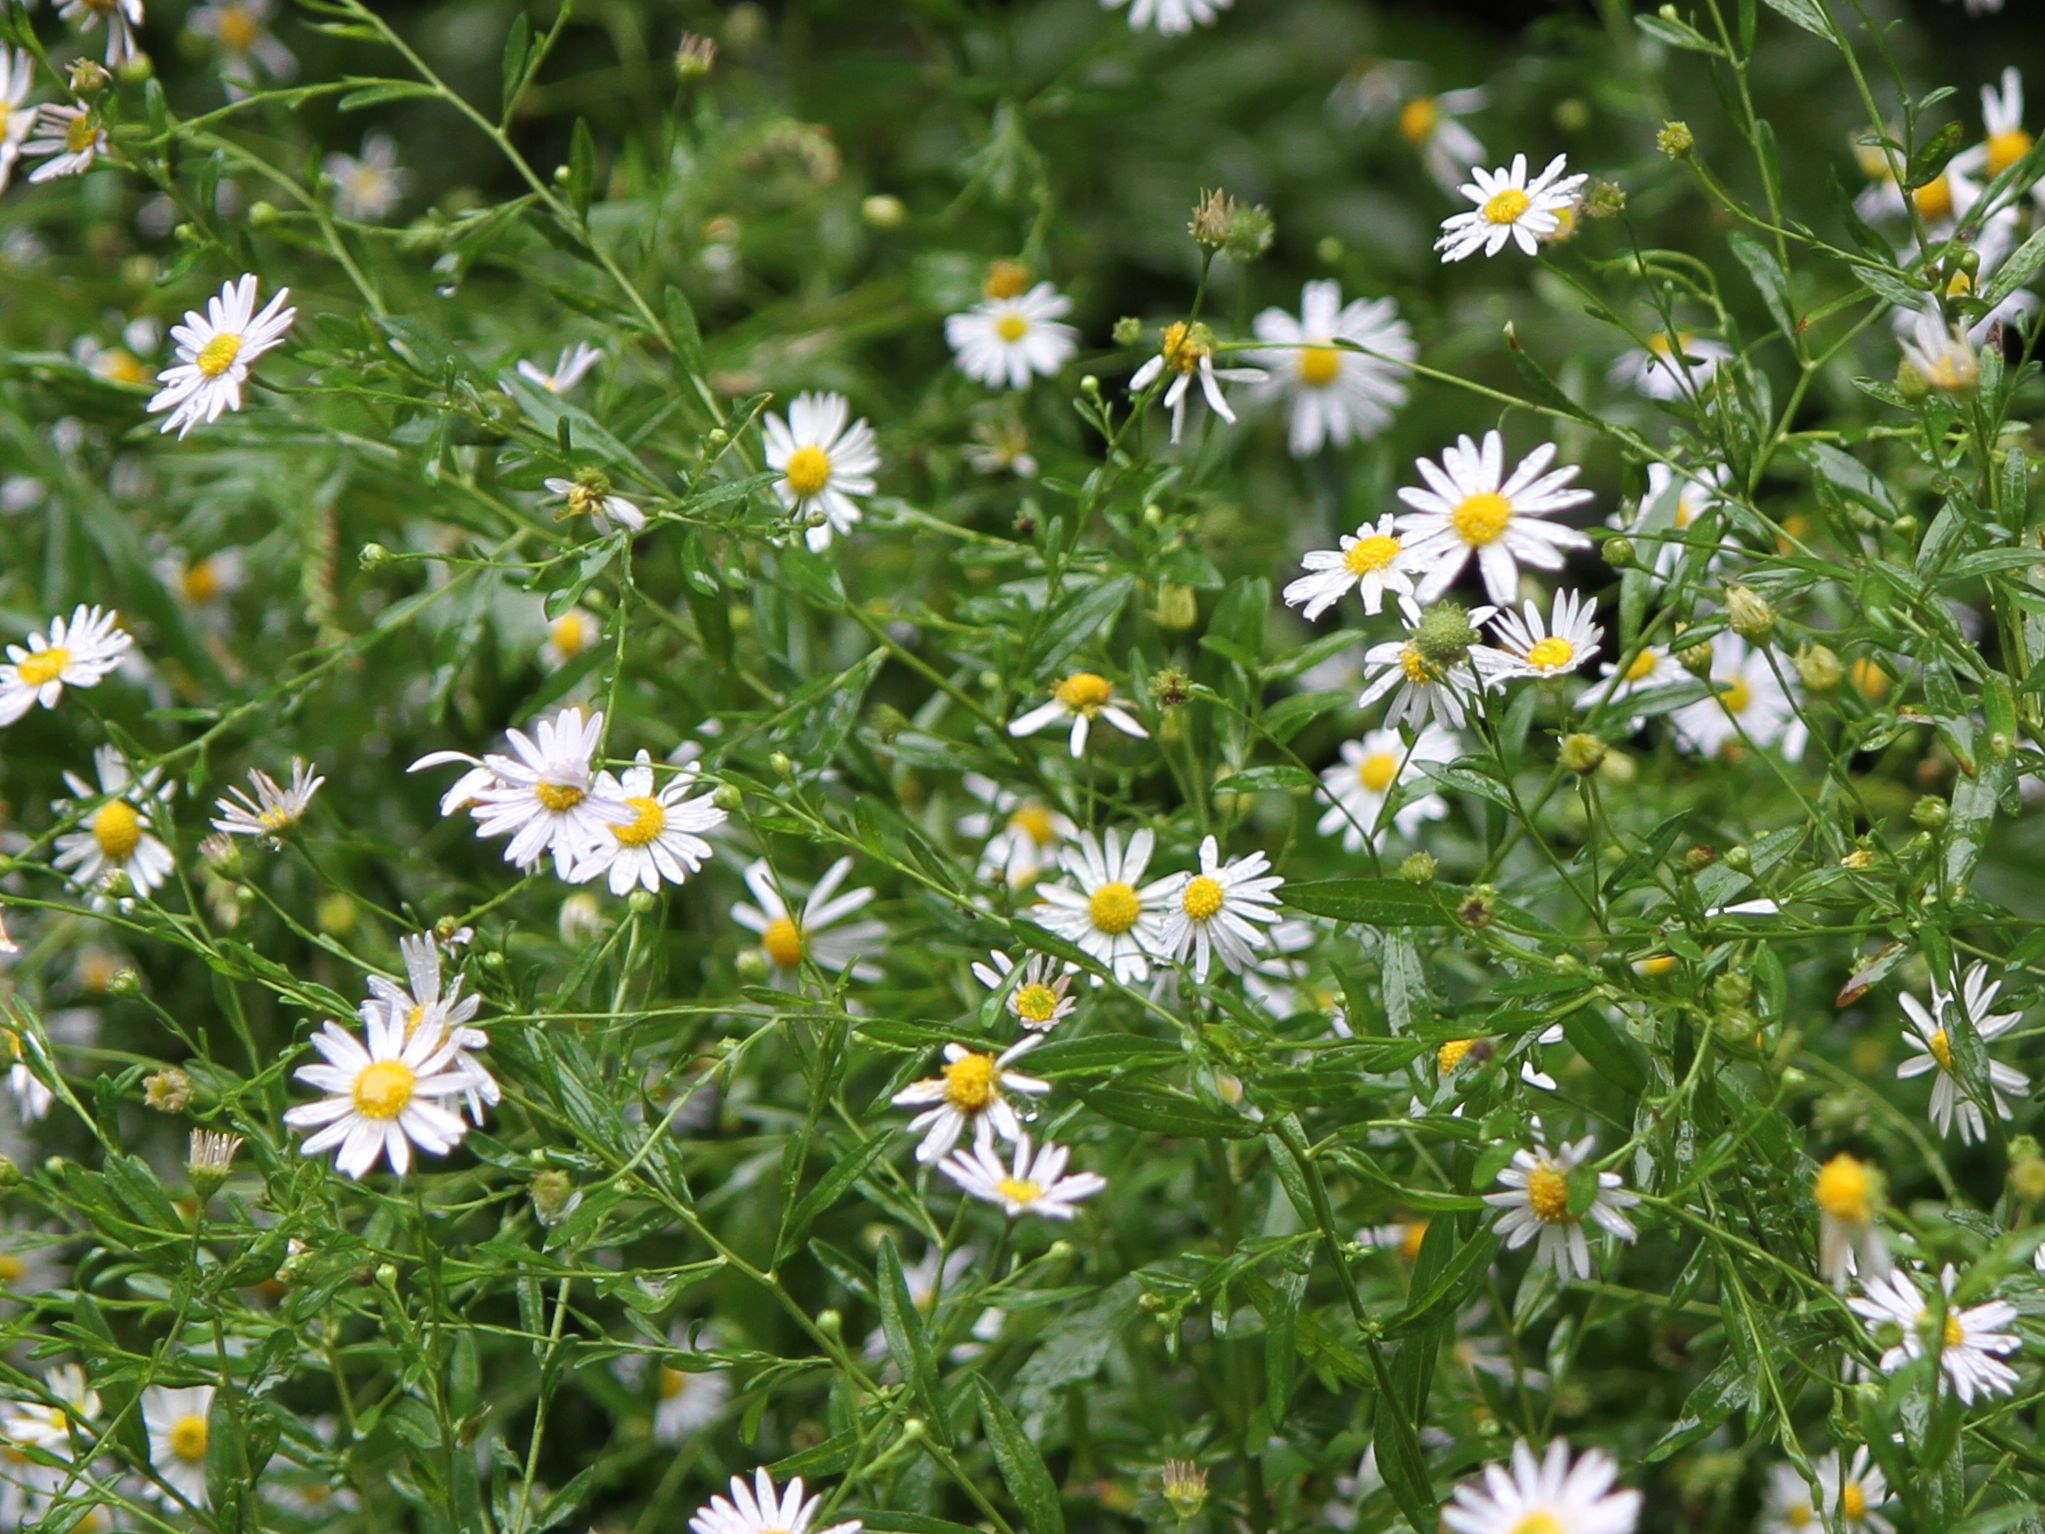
[1850, 657, 1889, 700]
[1988, 129, 2034, 177]
[1399, 645, 1431, 685]
[181, 559, 223, 604]
[403, 1003, 427, 1040]
[1008, 803, 1058, 847]
[565, 482, 607, 520]
[169, 1413, 209, 1461]
[995, 312, 1030, 344]
[1510, 1515, 1564, 1534]
[611, 795, 668, 848]
[16, 647, 70, 687]
[91, 800, 143, 862]
[1786, 1503, 1812, 1528]
[101, 349, 148, 386]
[1913, 175, 1953, 221]
[1297, 346, 1342, 387]
[1450, 490, 1513, 546]
[1015, 983, 1060, 1025]
[65, 114, 97, 153]
[1437, 1039, 1474, 1071]
[1399, 1219, 1429, 1263]
[1841, 1483, 1868, 1522]
[1088, 881, 1141, 935]
[1624, 649, 1659, 682]
[1055, 672, 1114, 713]
[0, 1254, 25, 1282]
[1525, 1164, 1571, 1223]
[983, 260, 1031, 300]
[762, 916, 805, 969]
[1181, 875, 1225, 923]
[1943, 1312, 1964, 1349]
[217, 4, 260, 50]
[1483, 187, 1532, 225]
[943, 1052, 999, 1111]
[1813, 1153, 1872, 1223]
[196, 332, 244, 379]
[352, 1059, 416, 1121]
[1720, 675, 1752, 715]
[1524, 637, 1575, 672]
[534, 781, 586, 814]
[1928, 1028, 1953, 1073]
[1342, 534, 1400, 576]
[783, 445, 832, 498]
[1357, 751, 1399, 793]
[995, 1176, 1043, 1204]
[1397, 96, 1438, 147]
[550, 613, 590, 657]
[658, 1365, 686, 1400]
[1639, 953, 1678, 977]
[1160, 321, 1209, 375]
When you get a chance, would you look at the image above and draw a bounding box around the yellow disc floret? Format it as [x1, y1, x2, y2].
[1014, 983, 1060, 1025]
[1813, 1153, 1874, 1223]
[995, 312, 1030, 343]
[762, 916, 805, 969]
[1397, 97, 1438, 147]
[16, 647, 69, 688]
[1525, 1163, 1572, 1223]
[996, 1176, 1043, 1205]
[1988, 130, 2034, 177]
[1451, 490, 1513, 546]
[943, 1052, 999, 1111]
[1927, 1028, 1953, 1073]
[1510, 1515, 1564, 1534]
[1841, 1482, 1868, 1522]
[534, 781, 587, 813]
[1525, 637, 1576, 672]
[1055, 672, 1115, 713]
[1180, 875, 1225, 923]
[1088, 881, 1141, 935]
[1483, 187, 1531, 225]
[1009, 803, 1058, 847]
[91, 801, 143, 862]
[196, 332, 244, 379]
[1342, 534, 1400, 576]
[1720, 675, 1753, 715]
[983, 260, 1032, 300]
[1437, 1039, 1474, 1071]
[1357, 751, 1400, 793]
[612, 796, 668, 848]
[1297, 346, 1343, 387]
[169, 1414, 209, 1462]
[352, 1059, 416, 1121]
[783, 445, 832, 498]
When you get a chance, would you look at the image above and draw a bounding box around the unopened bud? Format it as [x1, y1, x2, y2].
[1413, 602, 1480, 668]
[1725, 584, 1774, 643]
[1149, 667, 1192, 708]
[530, 1168, 582, 1227]
[1558, 733, 1607, 775]
[1603, 536, 1635, 569]
[626, 888, 658, 916]
[1112, 315, 1144, 347]
[860, 194, 905, 228]
[768, 752, 794, 779]
[359, 542, 392, 570]
[1657, 121, 1695, 160]
[68, 59, 112, 96]
[712, 783, 742, 813]
[145, 1067, 194, 1113]
[1400, 851, 1436, 886]
[1794, 642, 1844, 693]
[1153, 584, 1197, 632]
[1910, 795, 1948, 830]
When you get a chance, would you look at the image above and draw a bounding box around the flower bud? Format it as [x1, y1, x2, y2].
[106, 968, 141, 997]
[1725, 584, 1774, 644]
[1910, 795, 1948, 830]
[2010, 1147, 2045, 1202]
[626, 888, 658, 917]
[145, 1067, 194, 1113]
[675, 32, 718, 79]
[359, 542, 392, 570]
[1152, 584, 1197, 632]
[1603, 536, 1635, 569]
[1722, 843, 1751, 872]
[860, 194, 905, 228]
[1162, 1460, 1209, 1520]
[1657, 120, 1695, 160]
[1112, 315, 1145, 347]
[1458, 886, 1496, 929]
[1558, 733, 1607, 775]
[1685, 844, 1718, 873]
[769, 752, 794, 779]
[530, 1168, 582, 1227]
[559, 892, 605, 945]
[1400, 851, 1436, 886]
[1149, 667, 1192, 708]
[188, 1129, 243, 1200]
[1794, 642, 1844, 693]
[712, 783, 742, 813]
[1413, 602, 1480, 668]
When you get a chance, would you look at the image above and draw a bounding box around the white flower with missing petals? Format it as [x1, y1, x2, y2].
[0, 48, 36, 195]
[1435, 153, 1587, 262]
[147, 273, 297, 438]
[517, 342, 602, 393]
[1128, 321, 1263, 444]
[1395, 431, 1593, 605]
[730, 857, 886, 988]
[1032, 828, 1173, 984]
[1896, 962, 2027, 1144]
[1247, 281, 1415, 456]
[189, 0, 297, 91]
[1283, 514, 1414, 620]
[1848, 1264, 2019, 1405]
[1608, 329, 1731, 401]
[1813, 1153, 1891, 1292]
[971, 950, 1077, 1031]
[57, 0, 143, 66]
[687, 1468, 861, 1534]
[940, 1135, 1106, 1219]
[25, 104, 106, 182]
[1898, 306, 1978, 395]
[1951, 67, 2040, 200]
[545, 473, 645, 535]
[1009, 671, 1149, 758]
[956, 773, 1077, 887]
[324, 133, 409, 222]
[282, 1010, 472, 1178]
[1442, 1438, 1640, 1534]
[1356, 598, 1494, 733]
[1160, 835, 1284, 982]
[1483, 1135, 1640, 1282]
[892, 1035, 1050, 1163]
[1668, 632, 1806, 760]
[210, 758, 324, 840]
[0, 604, 133, 725]
[764, 391, 881, 551]
[1386, 87, 1490, 189]
[1474, 589, 1602, 686]
[1316, 725, 1459, 852]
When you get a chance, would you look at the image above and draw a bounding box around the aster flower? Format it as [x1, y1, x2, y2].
[649, 1330, 731, 1444]
[545, 473, 646, 535]
[57, 0, 143, 66]
[1483, 1134, 1640, 1282]
[1764, 1449, 1892, 1534]
[1159, 835, 1285, 982]
[1356, 598, 1493, 733]
[1897, 306, 1978, 395]
[1100, 0, 1230, 34]
[1246, 281, 1415, 456]
[1608, 329, 1731, 401]
[1435, 152, 1587, 262]
[0, 48, 35, 195]
[324, 132, 409, 221]
[188, 0, 296, 91]
[517, 341, 603, 393]
[939, 1135, 1107, 1219]
[1442, 1439, 1640, 1534]
[1031, 828, 1173, 984]
[1668, 632, 1807, 760]
[1848, 1264, 2019, 1405]
[956, 773, 1077, 887]
[730, 856, 886, 988]
[1009, 671, 1149, 757]
[1950, 67, 2040, 199]
[1389, 87, 1489, 189]
[365, 932, 497, 1125]
[540, 606, 600, 669]
[971, 950, 1078, 1031]
[1896, 962, 2027, 1145]
[158, 546, 248, 614]
[147, 273, 297, 439]
[1283, 514, 1416, 620]
[209, 759, 324, 840]
[0, 604, 133, 725]
[282, 1009, 475, 1178]
[1396, 431, 1593, 605]
[892, 1035, 1050, 1163]
[142, 1383, 214, 1506]
[1128, 321, 1263, 443]
[945, 281, 1079, 390]
[1591, 643, 1685, 722]
[1813, 1152, 1890, 1291]
[571, 751, 724, 896]
[52, 746, 175, 901]
[1474, 589, 1603, 686]
[25, 103, 105, 183]
[1616, 461, 1731, 581]
[764, 391, 881, 551]
[1315, 725, 1459, 852]
[687, 1468, 860, 1534]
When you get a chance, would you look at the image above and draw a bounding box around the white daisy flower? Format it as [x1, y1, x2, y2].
[540, 606, 600, 669]
[1247, 281, 1415, 456]
[966, 415, 1039, 478]
[1592, 644, 1685, 722]
[1897, 306, 1979, 395]
[971, 950, 1078, 1031]
[324, 132, 409, 221]
[1616, 461, 1731, 581]
[189, 0, 296, 90]
[1763, 1448, 1892, 1534]
[1283, 514, 1415, 620]
[1813, 1152, 1890, 1292]
[409, 706, 634, 880]
[572, 750, 724, 896]
[146, 273, 297, 439]
[1668, 632, 1807, 760]
[2, 1364, 100, 1500]
[687, 1469, 860, 1534]
[142, 1383, 213, 1506]
[1950, 67, 2040, 198]
[1442, 1438, 1640, 1534]
[892, 1034, 1050, 1164]
[730, 856, 886, 988]
[1608, 330, 1731, 401]
[0, 603, 133, 726]
[57, 0, 142, 66]
[1031, 828, 1173, 985]
[939, 1134, 1107, 1220]
[1159, 834, 1284, 983]
[1315, 724, 1459, 852]
[52, 746, 175, 901]
[1388, 87, 1489, 189]
[1483, 1134, 1641, 1282]
[957, 773, 1077, 887]
[1848, 1264, 2019, 1405]
[544, 473, 646, 535]
[365, 932, 497, 1126]
[0, 48, 36, 195]
[517, 341, 603, 393]
[281, 1009, 473, 1179]
[1356, 597, 1494, 733]
[1128, 321, 1264, 444]
[158, 546, 248, 614]
[1435, 152, 1588, 262]
[1100, 0, 1230, 34]
[25, 103, 106, 183]
[1008, 670, 1148, 757]
[1896, 962, 2027, 1145]
[1475, 589, 1603, 687]
[1855, 150, 1978, 231]
[945, 281, 1079, 390]
[764, 391, 881, 551]
[652, 1351, 731, 1444]
[209, 758, 324, 840]
[1395, 431, 1593, 605]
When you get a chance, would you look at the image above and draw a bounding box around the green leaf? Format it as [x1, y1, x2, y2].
[1985, 226, 2045, 308]
[1727, 232, 1797, 343]
[774, 1133, 895, 1266]
[1757, 0, 1831, 39]
[1027, 576, 1134, 674]
[1634, 13, 1724, 53]
[1074, 1081, 1257, 1139]
[500, 11, 532, 119]
[568, 117, 597, 222]
[973, 1377, 1066, 1534]
[875, 1238, 943, 1431]
[1283, 878, 1450, 926]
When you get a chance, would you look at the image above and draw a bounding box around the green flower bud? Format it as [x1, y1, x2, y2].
[1112, 315, 1145, 347]
[626, 888, 658, 916]
[1558, 733, 1607, 775]
[1910, 795, 1949, 830]
[1400, 851, 1437, 886]
[1794, 642, 1844, 693]
[860, 193, 904, 228]
[712, 783, 743, 813]
[359, 542, 392, 570]
[1725, 584, 1775, 644]
[1603, 536, 1636, 569]
[1657, 120, 1695, 160]
[1413, 602, 1480, 668]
